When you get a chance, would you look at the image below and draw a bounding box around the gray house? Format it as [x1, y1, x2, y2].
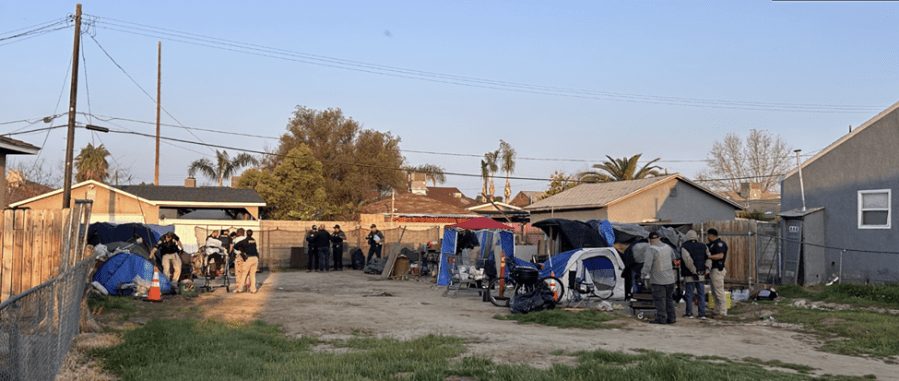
[525, 174, 742, 224]
[781, 101, 899, 285]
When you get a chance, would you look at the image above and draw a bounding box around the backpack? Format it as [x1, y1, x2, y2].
[351, 248, 366, 270]
[510, 286, 557, 314]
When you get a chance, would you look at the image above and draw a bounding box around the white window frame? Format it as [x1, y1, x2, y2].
[858, 189, 891, 229]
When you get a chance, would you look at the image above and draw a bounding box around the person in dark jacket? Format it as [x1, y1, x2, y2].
[313, 226, 332, 271]
[680, 230, 711, 319]
[305, 226, 319, 272]
[330, 225, 347, 271]
[233, 229, 259, 293]
[707, 228, 729, 317]
[365, 224, 385, 266]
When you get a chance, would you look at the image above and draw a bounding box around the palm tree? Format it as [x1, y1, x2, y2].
[484, 150, 499, 201]
[74, 143, 111, 183]
[480, 160, 489, 201]
[188, 150, 258, 187]
[577, 154, 663, 183]
[500, 140, 516, 202]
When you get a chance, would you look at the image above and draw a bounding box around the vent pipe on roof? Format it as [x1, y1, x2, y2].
[794, 149, 806, 211]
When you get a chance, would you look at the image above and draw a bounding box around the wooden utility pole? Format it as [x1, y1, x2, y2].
[62, 3, 82, 209]
[154, 41, 161, 185]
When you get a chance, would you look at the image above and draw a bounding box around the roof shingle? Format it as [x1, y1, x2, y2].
[117, 185, 265, 204]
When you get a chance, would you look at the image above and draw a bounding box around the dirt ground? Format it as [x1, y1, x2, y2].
[81, 270, 898, 379]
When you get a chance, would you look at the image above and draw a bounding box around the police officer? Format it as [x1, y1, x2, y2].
[305, 226, 319, 272]
[313, 225, 331, 271]
[365, 224, 385, 266]
[707, 228, 728, 318]
[330, 225, 347, 271]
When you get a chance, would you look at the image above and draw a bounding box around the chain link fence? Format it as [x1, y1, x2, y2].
[0, 200, 94, 381]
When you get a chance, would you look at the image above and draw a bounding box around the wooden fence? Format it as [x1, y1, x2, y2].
[0, 201, 93, 302]
[691, 219, 779, 286]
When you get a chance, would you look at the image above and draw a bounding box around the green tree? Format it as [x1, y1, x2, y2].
[188, 150, 258, 187]
[542, 170, 577, 199]
[500, 140, 516, 202]
[267, 106, 406, 214]
[480, 160, 489, 201]
[238, 146, 328, 220]
[577, 154, 663, 183]
[74, 143, 110, 183]
[484, 150, 499, 201]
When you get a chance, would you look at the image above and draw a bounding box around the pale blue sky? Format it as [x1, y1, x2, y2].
[2, 1, 897, 197]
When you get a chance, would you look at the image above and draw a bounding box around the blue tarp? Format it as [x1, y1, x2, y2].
[93, 253, 174, 296]
[437, 228, 515, 286]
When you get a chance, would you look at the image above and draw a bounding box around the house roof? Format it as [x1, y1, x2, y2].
[519, 190, 545, 199]
[0, 136, 40, 155]
[784, 99, 899, 179]
[117, 185, 266, 205]
[524, 174, 743, 212]
[467, 202, 524, 212]
[363, 192, 479, 217]
[425, 186, 478, 209]
[9, 180, 265, 208]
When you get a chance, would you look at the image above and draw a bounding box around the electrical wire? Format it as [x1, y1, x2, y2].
[85, 14, 883, 114]
[0, 19, 69, 47]
[88, 34, 216, 154]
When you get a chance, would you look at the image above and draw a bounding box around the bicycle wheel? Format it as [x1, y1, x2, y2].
[487, 277, 516, 307]
[538, 276, 565, 303]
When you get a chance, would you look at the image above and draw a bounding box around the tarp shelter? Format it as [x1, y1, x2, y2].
[533, 219, 609, 252]
[437, 223, 515, 286]
[87, 222, 175, 263]
[93, 253, 174, 296]
[610, 222, 649, 244]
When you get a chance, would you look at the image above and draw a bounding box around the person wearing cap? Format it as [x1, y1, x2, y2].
[680, 230, 711, 319]
[707, 228, 728, 317]
[330, 225, 347, 271]
[365, 224, 385, 266]
[313, 225, 332, 271]
[305, 226, 319, 273]
[642, 231, 678, 324]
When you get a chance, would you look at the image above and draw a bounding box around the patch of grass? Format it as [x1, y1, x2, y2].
[493, 309, 623, 329]
[773, 307, 899, 357]
[777, 284, 899, 308]
[88, 294, 138, 312]
[93, 318, 878, 381]
[744, 357, 816, 374]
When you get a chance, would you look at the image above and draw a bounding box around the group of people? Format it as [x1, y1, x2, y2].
[305, 224, 348, 271]
[148, 228, 260, 294]
[639, 228, 728, 324]
[305, 224, 386, 271]
[204, 228, 260, 293]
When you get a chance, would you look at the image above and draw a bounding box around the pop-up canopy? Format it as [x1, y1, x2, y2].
[445, 216, 514, 230]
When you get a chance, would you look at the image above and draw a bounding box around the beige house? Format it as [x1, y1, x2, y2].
[525, 174, 742, 224]
[10, 180, 266, 252]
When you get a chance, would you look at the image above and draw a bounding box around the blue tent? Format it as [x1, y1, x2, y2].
[93, 253, 174, 296]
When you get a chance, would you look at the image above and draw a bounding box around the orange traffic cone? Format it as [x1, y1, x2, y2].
[147, 267, 162, 302]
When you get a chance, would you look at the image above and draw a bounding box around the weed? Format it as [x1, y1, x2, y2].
[493, 309, 623, 329]
[743, 357, 816, 373]
[774, 307, 899, 357]
[777, 284, 899, 308]
[88, 295, 138, 312]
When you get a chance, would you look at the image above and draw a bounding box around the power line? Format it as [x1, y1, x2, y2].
[87, 34, 216, 154]
[85, 14, 884, 114]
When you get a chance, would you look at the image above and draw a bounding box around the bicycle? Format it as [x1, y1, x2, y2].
[487, 257, 564, 307]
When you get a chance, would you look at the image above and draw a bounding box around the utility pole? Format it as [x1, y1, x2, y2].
[62, 3, 82, 209]
[154, 41, 161, 185]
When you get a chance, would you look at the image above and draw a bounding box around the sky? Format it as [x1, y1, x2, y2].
[2, 1, 898, 198]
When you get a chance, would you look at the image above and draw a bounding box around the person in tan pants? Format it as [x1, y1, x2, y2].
[707, 229, 728, 317]
[234, 229, 260, 293]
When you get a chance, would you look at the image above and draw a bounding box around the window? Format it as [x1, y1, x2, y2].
[858, 189, 891, 229]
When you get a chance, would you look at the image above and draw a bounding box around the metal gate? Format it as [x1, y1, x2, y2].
[782, 219, 803, 285]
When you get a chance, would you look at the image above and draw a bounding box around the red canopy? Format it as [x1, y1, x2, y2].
[446, 216, 514, 230]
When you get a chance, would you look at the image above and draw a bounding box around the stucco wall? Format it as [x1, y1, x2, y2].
[592, 180, 736, 224]
[14, 183, 159, 223]
[782, 106, 899, 284]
